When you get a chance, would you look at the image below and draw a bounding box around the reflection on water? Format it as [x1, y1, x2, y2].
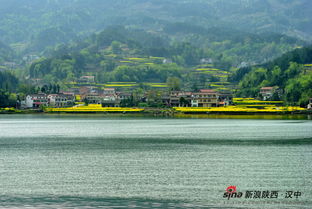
[19, 113, 312, 120]
[0, 114, 311, 208]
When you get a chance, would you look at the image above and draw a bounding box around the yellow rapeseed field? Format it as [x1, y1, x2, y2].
[174, 105, 305, 113]
[46, 104, 144, 113]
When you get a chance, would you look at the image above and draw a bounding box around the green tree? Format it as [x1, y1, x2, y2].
[167, 77, 181, 91]
[111, 41, 122, 54]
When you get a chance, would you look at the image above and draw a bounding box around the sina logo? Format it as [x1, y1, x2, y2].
[223, 186, 243, 200]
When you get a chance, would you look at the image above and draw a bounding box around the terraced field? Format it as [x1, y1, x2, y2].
[119, 57, 164, 65]
[65, 80, 169, 90]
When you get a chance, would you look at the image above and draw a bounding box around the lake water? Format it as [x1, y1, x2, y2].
[0, 114, 312, 208]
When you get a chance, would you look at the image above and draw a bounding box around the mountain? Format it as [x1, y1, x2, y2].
[26, 26, 306, 82]
[0, 41, 14, 64]
[0, 0, 311, 47]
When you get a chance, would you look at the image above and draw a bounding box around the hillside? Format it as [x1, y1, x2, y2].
[234, 46, 312, 105]
[27, 27, 306, 91]
[0, 0, 311, 54]
[0, 41, 14, 62]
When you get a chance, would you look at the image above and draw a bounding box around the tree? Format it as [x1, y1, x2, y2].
[270, 66, 282, 86]
[146, 90, 163, 107]
[285, 79, 302, 105]
[167, 77, 181, 91]
[0, 90, 16, 107]
[111, 41, 122, 54]
[285, 62, 303, 79]
[83, 97, 89, 105]
[179, 97, 190, 107]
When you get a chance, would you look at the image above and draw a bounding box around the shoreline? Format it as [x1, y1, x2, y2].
[1, 107, 312, 116]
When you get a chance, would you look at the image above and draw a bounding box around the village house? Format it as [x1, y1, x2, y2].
[101, 88, 120, 107]
[162, 58, 173, 64]
[79, 86, 91, 95]
[117, 92, 132, 101]
[78, 76, 95, 83]
[47, 94, 75, 107]
[218, 91, 233, 106]
[78, 87, 121, 106]
[200, 58, 213, 65]
[161, 93, 170, 107]
[24, 93, 75, 109]
[84, 93, 103, 104]
[79, 86, 102, 96]
[237, 61, 248, 69]
[47, 94, 58, 107]
[103, 88, 116, 95]
[102, 95, 119, 107]
[61, 88, 80, 95]
[191, 89, 219, 107]
[169, 91, 192, 107]
[22, 54, 40, 64]
[260, 86, 279, 100]
[25, 94, 48, 108]
[308, 98, 312, 110]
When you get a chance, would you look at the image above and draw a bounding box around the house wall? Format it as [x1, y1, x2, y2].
[25, 96, 33, 108]
[192, 93, 218, 107]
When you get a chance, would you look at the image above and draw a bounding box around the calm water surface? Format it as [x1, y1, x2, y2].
[0, 114, 312, 208]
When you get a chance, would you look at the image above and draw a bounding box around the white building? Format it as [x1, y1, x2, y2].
[25, 93, 74, 108]
[308, 98, 312, 110]
[47, 94, 75, 107]
[25, 94, 48, 108]
[103, 88, 116, 95]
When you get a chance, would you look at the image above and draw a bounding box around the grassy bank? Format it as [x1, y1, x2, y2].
[0, 107, 21, 114]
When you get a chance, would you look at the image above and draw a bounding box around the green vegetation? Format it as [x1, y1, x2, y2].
[0, 1, 309, 67]
[235, 46, 312, 106]
[0, 1, 311, 109]
[24, 26, 306, 95]
[0, 41, 14, 64]
[0, 71, 19, 107]
[1, 0, 312, 46]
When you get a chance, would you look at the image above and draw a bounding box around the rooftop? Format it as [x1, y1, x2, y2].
[199, 89, 217, 93]
[260, 87, 274, 90]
